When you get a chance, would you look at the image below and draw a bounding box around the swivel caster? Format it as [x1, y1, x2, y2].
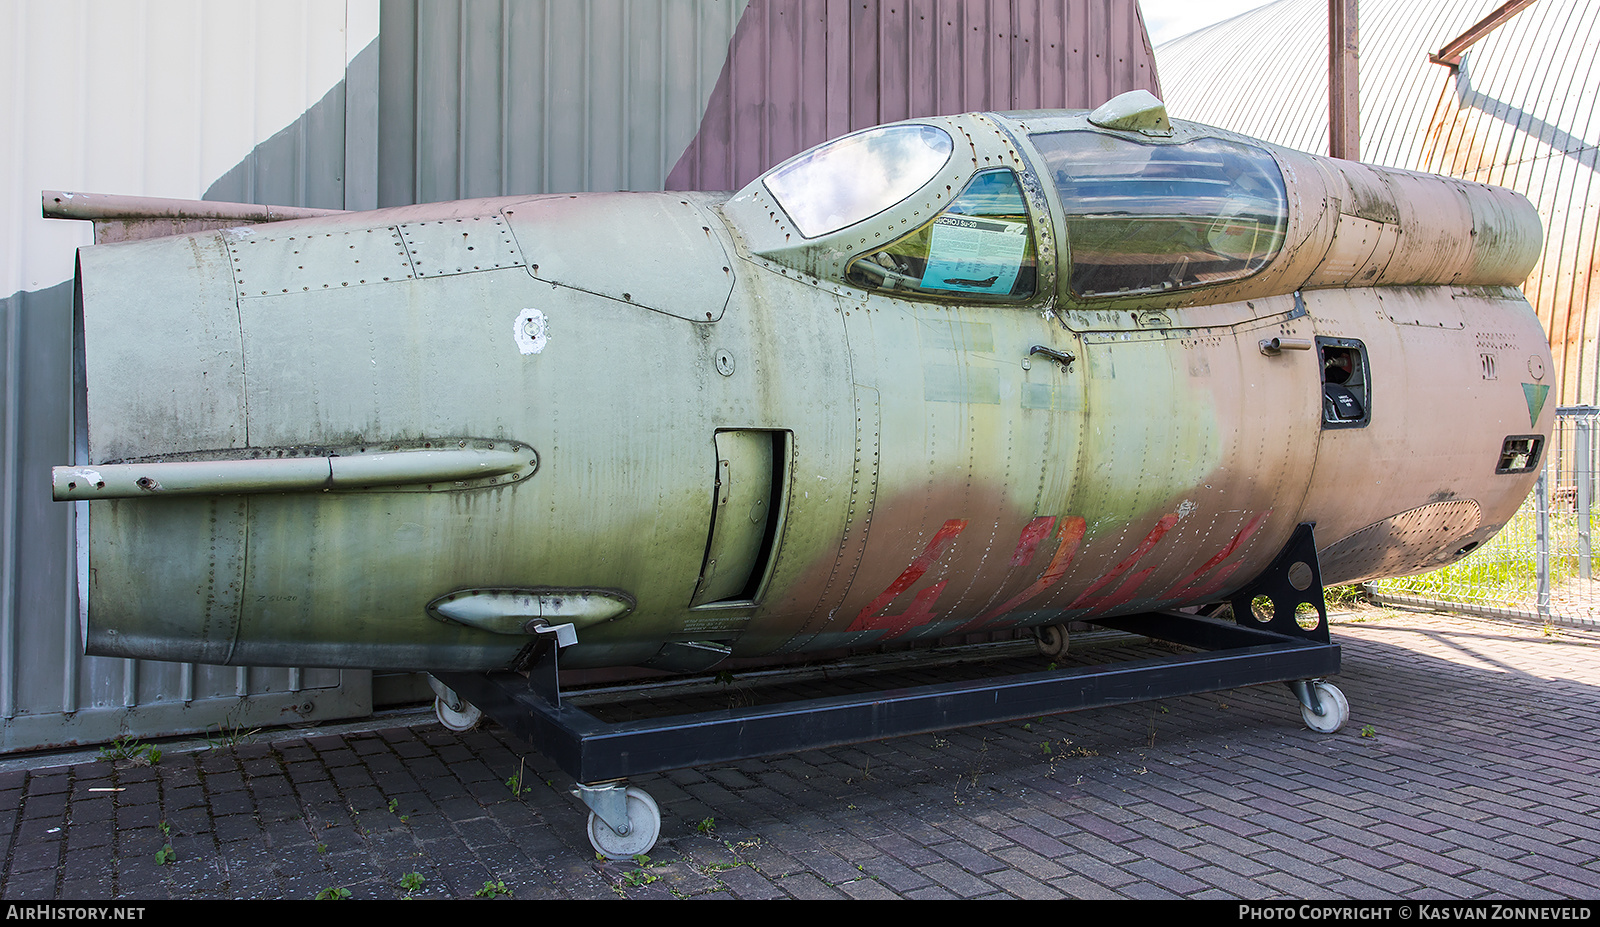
[427, 676, 482, 732]
[581, 785, 661, 859]
[1035, 623, 1069, 659]
[1289, 679, 1349, 734]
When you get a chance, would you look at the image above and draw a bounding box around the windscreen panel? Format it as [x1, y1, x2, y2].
[1032, 132, 1287, 298]
[763, 125, 953, 239]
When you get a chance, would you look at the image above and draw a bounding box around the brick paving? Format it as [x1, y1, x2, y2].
[1, 606, 1597, 900]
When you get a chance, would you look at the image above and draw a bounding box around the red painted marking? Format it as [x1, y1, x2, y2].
[1009, 516, 1057, 567]
[874, 580, 949, 638]
[970, 516, 1088, 626]
[1164, 511, 1270, 600]
[1096, 565, 1160, 612]
[847, 519, 968, 633]
[1179, 562, 1246, 602]
[1066, 514, 1180, 610]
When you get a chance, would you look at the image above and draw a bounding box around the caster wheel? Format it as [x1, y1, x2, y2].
[1300, 681, 1349, 734]
[434, 695, 482, 733]
[1035, 624, 1069, 659]
[586, 787, 661, 859]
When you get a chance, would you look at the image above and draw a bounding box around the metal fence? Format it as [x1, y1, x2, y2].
[1366, 406, 1600, 629]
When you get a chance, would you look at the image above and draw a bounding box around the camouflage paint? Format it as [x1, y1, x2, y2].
[62, 104, 1551, 672]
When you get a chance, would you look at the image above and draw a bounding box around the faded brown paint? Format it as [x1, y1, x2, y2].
[1420, 69, 1599, 409]
[666, 0, 1160, 191]
[1296, 286, 1549, 582]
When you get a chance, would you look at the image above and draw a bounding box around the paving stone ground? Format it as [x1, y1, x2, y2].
[1, 606, 1597, 900]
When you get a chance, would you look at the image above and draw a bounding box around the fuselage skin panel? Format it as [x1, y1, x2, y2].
[62, 108, 1550, 671]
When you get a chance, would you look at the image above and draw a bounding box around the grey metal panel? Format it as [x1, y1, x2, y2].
[1, 282, 73, 729]
[1157, 0, 1600, 409]
[378, 0, 746, 204]
[378, 0, 421, 208]
[377, 1, 1161, 202]
[346, 40, 383, 212]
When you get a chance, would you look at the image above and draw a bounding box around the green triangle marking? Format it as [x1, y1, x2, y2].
[1523, 383, 1550, 427]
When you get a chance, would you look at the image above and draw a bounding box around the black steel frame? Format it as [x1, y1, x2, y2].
[437, 525, 1340, 785]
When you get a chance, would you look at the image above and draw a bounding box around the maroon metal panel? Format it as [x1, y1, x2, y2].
[665, 0, 1161, 191]
[852, 0, 880, 133]
[825, 0, 853, 139]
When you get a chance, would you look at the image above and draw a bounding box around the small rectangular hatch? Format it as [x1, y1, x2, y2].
[690, 430, 791, 607]
[1318, 337, 1371, 429]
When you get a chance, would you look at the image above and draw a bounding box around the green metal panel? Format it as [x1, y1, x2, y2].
[77, 237, 245, 463]
[60, 103, 1552, 702]
[506, 194, 733, 321]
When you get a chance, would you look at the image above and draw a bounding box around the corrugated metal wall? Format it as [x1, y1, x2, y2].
[665, 0, 1160, 190]
[375, 0, 747, 204]
[374, 0, 1160, 202]
[1156, 0, 1600, 406]
[1157, 0, 1501, 166]
[0, 1, 381, 753]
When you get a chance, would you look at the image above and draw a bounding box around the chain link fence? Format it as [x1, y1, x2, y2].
[1365, 406, 1600, 629]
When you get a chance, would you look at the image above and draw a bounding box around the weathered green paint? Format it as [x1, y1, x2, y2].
[53, 445, 533, 500]
[64, 101, 1554, 673]
[1523, 383, 1550, 427]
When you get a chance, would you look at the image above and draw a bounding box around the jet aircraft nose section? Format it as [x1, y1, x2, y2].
[43, 96, 1557, 865]
[52, 101, 1552, 681]
[61, 191, 764, 671]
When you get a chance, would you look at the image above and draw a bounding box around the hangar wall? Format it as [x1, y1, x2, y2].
[664, 0, 1160, 190]
[1157, 0, 1600, 407]
[372, 0, 1159, 201]
[0, 0, 382, 753]
[0, 0, 1161, 753]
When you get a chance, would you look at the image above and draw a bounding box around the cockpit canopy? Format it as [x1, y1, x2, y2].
[728, 107, 1291, 306]
[1033, 131, 1288, 298]
[726, 98, 1541, 306]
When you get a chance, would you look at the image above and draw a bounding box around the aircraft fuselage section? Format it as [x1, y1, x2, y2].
[60, 105, 1552, 672]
